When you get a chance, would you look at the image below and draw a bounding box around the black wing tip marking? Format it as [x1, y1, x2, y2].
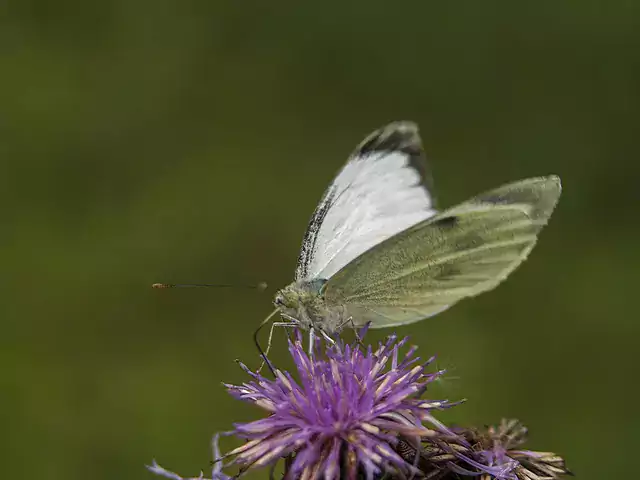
[354, 121, 436, 202]
[355, 121, 423, 157]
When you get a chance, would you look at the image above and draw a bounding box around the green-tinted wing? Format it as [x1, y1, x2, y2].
[323, 176, 561, 328]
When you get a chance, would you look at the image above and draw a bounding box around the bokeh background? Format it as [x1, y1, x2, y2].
[3, 1, 639, 479]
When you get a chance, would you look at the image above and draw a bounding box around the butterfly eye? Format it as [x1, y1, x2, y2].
[275, 295, 285, 306]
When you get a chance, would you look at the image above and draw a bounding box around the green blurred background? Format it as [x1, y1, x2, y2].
[2, 1, 638, 479]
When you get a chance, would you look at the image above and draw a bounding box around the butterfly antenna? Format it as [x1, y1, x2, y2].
[152, 282, 268, 290]
[254, 308, 280, 376]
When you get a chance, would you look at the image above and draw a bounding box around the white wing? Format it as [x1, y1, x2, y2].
[295, 121, 437, 281]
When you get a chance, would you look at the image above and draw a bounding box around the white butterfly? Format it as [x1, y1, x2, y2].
[260, 121, 561, 351]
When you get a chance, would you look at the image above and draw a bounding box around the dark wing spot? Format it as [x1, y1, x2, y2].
[433, 216, 458, 228]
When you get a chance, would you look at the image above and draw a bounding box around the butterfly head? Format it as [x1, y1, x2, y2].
[273, 285, 299, 311]
[273, 280, 329, 329]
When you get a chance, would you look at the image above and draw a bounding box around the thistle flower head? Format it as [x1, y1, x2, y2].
[147, 334, 571, 480]
[470, 419, 571, 480]
[225, 330, 456, 479]
[409, 418, 572, 480]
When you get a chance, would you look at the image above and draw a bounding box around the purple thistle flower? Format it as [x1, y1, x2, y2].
[473, 419, 571, 480]
[147, 334, 570, 480]
[224, 330, 458, 479]
[402, 418, 572, 479]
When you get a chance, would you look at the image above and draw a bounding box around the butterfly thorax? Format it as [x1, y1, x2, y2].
[274, 280, 346, 333]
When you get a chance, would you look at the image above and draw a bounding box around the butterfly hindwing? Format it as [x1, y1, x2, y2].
[323, 176, 561, 327]
[295, 122, 437, 282]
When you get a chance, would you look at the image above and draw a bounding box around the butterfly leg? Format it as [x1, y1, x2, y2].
[349, 318, 365, 348]
[257, 321, 298, 374]
[336, 316, 365, 348]
[308, 328, 315, 358]
[307, 328, 338, 357]
[320, 329, 336, 346]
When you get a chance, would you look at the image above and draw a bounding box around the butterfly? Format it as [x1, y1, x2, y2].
[262, 121, 561, 347]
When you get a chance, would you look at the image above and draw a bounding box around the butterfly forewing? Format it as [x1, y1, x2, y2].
[295, 122, 437, 282]
[323, 176, 561, 328]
